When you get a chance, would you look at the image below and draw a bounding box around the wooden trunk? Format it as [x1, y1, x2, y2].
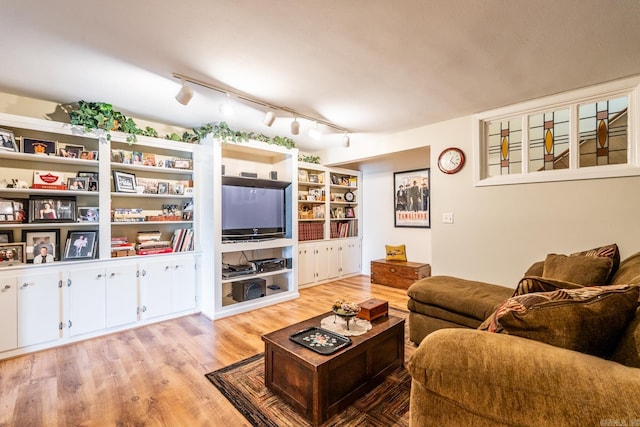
[356, 298, 388, 321]
[370, 259, 431, 289]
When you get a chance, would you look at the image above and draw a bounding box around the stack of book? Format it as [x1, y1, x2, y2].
[298, 222, 324, 241]
[171, 228, 194, 252]
[111, 236, 136, 257]
[136, 231, 173, 255]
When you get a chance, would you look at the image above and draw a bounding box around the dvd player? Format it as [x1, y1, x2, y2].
[250, 258, 285, 273]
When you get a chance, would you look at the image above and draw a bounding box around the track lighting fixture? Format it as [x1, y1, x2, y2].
[308, 121, 321, 140]
[218, 93, 234, 116]
[172, 72, 351, 138]
[343, 132, 350, 147]
[263, 111, 275, 127]
[175, 79, 194, 106]
[291, 118, 300, 135]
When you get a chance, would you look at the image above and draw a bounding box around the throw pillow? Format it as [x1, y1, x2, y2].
[542, 253, 613, 286]
[478, 284, 639, 357]
[385, 244, 407, 262]
[571, 243, 620, 280]
[512, 276, 584, 296]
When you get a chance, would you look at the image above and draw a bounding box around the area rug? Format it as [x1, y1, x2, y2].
[205, 308, 414, 427]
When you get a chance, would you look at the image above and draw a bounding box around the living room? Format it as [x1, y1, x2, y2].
[2, 1, 640, 426]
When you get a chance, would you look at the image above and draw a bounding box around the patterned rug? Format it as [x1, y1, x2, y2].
[205, 308, 415, 427]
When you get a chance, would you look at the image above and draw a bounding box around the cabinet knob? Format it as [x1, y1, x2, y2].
[96, 274, 103, 279]
[175, 265, 179, 270]
[142, 270, 147, 276]
[21, 283, 29, 288]
[165, 266, 170, 271]
[2, 285, 10, 290]
[109, 272, 116, 278]
[142, 305, 147, 312]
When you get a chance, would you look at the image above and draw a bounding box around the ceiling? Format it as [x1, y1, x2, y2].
[1, 1, 639, 152]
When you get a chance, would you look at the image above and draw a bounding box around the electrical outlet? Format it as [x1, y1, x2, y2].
[442, 212, 454, 224]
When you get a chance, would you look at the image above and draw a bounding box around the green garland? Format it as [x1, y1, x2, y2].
[67, 101, 301, 153]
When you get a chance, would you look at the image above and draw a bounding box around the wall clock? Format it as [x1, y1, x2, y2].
[344, 191, 355, 202]
[437, 147, 465, 174]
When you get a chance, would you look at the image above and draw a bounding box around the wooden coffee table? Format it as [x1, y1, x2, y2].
[262, 311, 405, 425]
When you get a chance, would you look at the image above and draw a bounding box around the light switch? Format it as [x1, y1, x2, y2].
[442, 212, 454, 224]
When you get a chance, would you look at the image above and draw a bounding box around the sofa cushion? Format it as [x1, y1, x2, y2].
[407, 276, 513, 322]
[513, 276, 584, 296]
[571, 243, 620, 279]
[542, 253, 613, 286]
[611, 308, 640, 368]
[478, 284, 639, 357]
[611, 251, 640, 285]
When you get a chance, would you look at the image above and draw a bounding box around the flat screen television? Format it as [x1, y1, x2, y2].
[221, 183, 287, 240]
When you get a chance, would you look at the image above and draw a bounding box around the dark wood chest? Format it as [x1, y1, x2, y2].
[370, 258, 431, 290]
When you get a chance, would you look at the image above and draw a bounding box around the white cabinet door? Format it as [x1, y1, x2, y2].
[327, 242, 341, 279]
[67, 266, 107, 337]
[298, 244, 316, 285]
[17, 271, 61, 348]
[0, 276, 17, 353]
[105, 263, 139, 328]
[315, 243, 331, 282]
[171, 259, 197, 313]
[141, 259, 173, 319]
[341, 240, 361, 276]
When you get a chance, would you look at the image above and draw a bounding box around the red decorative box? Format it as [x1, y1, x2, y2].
[356, 299, 388, 321]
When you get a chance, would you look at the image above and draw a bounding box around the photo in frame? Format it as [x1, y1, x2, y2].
[59, 144, 84, 158]
[0, 242, 25, 266]
[78, 207, 99, 222]
[21, 229, 60, 262]
[22, 137, 57, 155]
[112, 170, 137, 193]
[0, 128, 18, 152]
[67, 176, 89, 191]
[0, 231, 12, 243]
[28, 196, 77, 223]
[394, 168, 430, 228]
[63, 230, 98, 261]
[77, 171, 99, 191]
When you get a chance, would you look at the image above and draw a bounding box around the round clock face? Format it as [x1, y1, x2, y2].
[344, 191, 355, 202]
[437, 148, 465, 174]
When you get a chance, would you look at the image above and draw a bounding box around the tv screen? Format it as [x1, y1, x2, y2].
[221, 184, 286, 239]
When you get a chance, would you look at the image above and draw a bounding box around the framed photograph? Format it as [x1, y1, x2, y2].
[22, 137, 57, 155]
[142, 153, 156, 166]
[0, 128, 18, 152]
[110, 149, 123, 163]
[67, 176, 89, 191]
[135, 177, 158, 194]
[79, 150, 98, 160]
[0, 243, 26, 266]
[173, 158, 192, 170]
[345, 207, 355, 218]
[330, 174, 340, 185]
[182, 201, 194, 220]
[0, 198, 16, 222]
[132, 151, 143, 165]
[157, 181, 169, 195]
[308, 174, 319, 183]
[394, 168, 430, 228]
[78, 171, 99, 191]
[0, 231, 12, 243]
[28, 196, 77, 223]
[113, 170, 137, 193]
[78, 207, 99, 222]
[59, 144, 84, 159]
[63, 230, 98, 261]
[21, 229, 60, 262]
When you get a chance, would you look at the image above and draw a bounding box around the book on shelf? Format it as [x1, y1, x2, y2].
[136, 231, 162, 242]
[171, 228, 194, 252]
[137, 247, 174, 256]
[298, 222, 324, 241]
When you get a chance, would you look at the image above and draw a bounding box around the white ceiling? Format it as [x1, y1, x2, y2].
[1, 1, 639, 152]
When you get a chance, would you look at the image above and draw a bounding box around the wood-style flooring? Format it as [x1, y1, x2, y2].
[0, 275, 409, 427]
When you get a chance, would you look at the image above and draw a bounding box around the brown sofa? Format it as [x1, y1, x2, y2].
[406, 248, 640, 426]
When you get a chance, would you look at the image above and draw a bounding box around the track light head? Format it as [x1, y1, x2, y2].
[219, 93, 234, 116]
[291, 118, 300, 135]
[175, 80, 194, 105]
[263, 111, 275, 127]
[343, 132, 350, 147]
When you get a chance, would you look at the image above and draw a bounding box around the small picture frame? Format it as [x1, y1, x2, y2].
[0, 198, 17, 222]
[157, 181, 169, 195]
[22, 229, 60, 262]
[113, 170, 137, 193]
[63, 230, 98, 261]
[331, 174, 340, 185]
[132, 151, 143, 165]
[28, 196, 77, 223]
[22, 137, 57, 155]
[0, 231, 12, 243]
[298, 170, 309, 182]
[79, 150, 98, 161]
[173, 159, 192, 170]
[0, 128, 18, 152]
[67, 176, 89, 191]
[345, 207, 355, 218]
[78, 207, 99, 222]
[59, 144, 85, 159]
[135, 177, 158, 194]
[78, 171, 99, 192]
[0, 243, 26, 266]
[182, 201, 194, 220]
[110, 149, 123, 163]
[308, 174, 319, 183]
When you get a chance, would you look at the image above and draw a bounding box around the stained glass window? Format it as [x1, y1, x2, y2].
[486, 118, 522, 177]
[528, 108, 570, 171]
[578, 96, 627, 167]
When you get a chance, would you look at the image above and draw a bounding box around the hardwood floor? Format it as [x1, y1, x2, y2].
[0, 275, 409, 427]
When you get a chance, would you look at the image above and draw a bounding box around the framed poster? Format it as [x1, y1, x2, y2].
[394, 168, 430, 228]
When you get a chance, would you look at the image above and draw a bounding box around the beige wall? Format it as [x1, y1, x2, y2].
[320, 115, 640, 288]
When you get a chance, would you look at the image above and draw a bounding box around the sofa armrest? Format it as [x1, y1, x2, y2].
[408, 329, 640, 425]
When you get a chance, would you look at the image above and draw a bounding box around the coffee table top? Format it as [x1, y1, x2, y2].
[262, 311, 404, 367]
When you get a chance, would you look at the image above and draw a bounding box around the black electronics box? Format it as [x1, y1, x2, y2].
[250, 258, 285, 273]
[232, 278, 266, 302]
